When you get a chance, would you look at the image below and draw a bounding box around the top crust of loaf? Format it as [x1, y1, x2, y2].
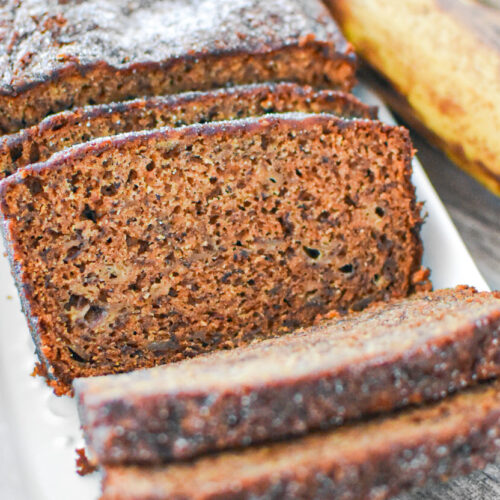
[0, 0, 352, 96]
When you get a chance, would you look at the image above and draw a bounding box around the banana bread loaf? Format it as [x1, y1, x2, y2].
[100, 380, 500, 500]
[75, 286, 500, 465]
[0, 113, 425, 394]
[0, 83, 375, 180]
[0, 0, 356, 134]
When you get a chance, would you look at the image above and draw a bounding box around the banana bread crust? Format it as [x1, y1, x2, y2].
[0, 83, 376, 179]
[75, 286, 500, 465]
[0, 0, 356, 133]
[100, 380, 500, 500]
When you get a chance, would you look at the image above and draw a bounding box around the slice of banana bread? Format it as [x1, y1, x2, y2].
[100, 380, 500, 500]
[74, 286, 500, 465]
[0, 113, 425, 394]
[0, 0, 356, 133]
[0, 83, 376, 180]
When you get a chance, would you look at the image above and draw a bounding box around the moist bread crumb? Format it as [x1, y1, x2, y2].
[0, 113, 423, 393]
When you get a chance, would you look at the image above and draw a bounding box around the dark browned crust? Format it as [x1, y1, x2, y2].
[0, 82, 376, 180]
[74, 286, 500, 465]
[100, 380, 500, 500]
[0, 0, 356, 133]
[0, 113, 423, 394]
[359, 66, 500, 192]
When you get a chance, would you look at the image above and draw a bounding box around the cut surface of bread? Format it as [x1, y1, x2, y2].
[101, 380, 500, 500]
[0, 83, 376, 180]
[0, 0, 356, 133]
[0, 113, 424, 393]
[75, 286, 500, 464]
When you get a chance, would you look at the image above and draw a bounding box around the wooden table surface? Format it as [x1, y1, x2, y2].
[394, 120, 500, 498]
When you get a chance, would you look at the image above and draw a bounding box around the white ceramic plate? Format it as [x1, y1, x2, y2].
[0, 86, 489, 500]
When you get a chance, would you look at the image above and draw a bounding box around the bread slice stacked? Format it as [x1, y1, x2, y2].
[74, 286, 500, 499]
[0, 83, 376, 179]
[101, 378, 500, 500]
[102, 379, 500, 500]
[0, 1, 498, 499]
[75, 286, 500, 465]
